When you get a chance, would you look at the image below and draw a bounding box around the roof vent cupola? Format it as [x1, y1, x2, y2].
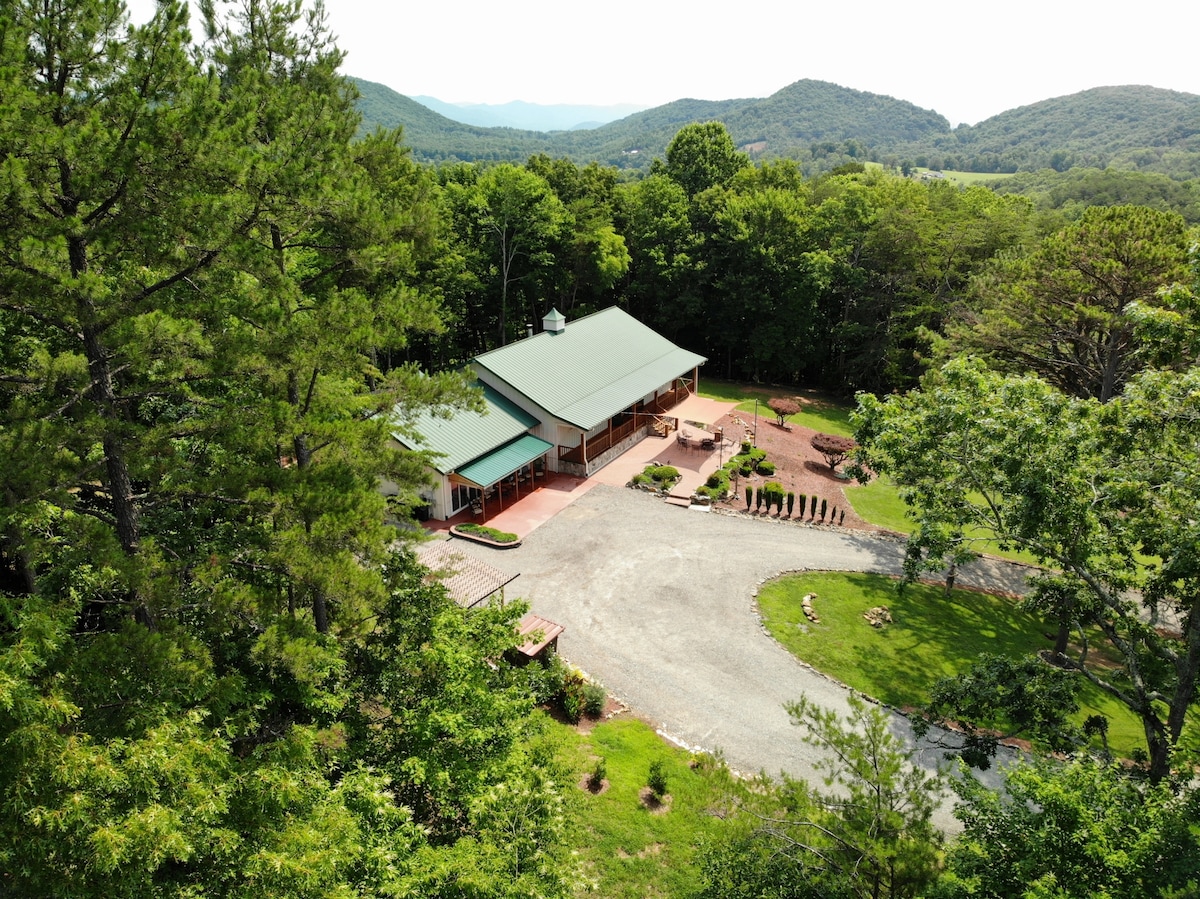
[542, 308, 566, 334]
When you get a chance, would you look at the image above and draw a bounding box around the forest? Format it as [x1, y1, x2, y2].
[1, 1, 1198, 897]
[354, 77, 1200, 180]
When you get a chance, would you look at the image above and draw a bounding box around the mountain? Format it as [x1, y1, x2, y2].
[411, 96, 647, 131]
[906, 86, 1200, 176]
[351, 77, 1200, 179]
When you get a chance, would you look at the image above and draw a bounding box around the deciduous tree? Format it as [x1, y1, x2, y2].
[941, 759, 1200, 899]
[853, 358, 1200, 781]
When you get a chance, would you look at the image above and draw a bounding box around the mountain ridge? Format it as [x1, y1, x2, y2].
[350, 77, 1200, 178]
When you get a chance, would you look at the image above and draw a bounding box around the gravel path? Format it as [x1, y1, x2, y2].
[448, 484, 1030, 831]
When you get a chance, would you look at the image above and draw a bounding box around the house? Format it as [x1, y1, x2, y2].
[391, 306, 707, 521]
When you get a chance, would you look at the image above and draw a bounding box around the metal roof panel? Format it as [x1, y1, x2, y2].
[473, 307, 706, 430]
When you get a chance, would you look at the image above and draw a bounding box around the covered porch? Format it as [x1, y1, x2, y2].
[556, 373, 697, 475]
[451, 433, 555, 521]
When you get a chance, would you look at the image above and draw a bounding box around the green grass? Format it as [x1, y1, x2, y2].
[696, 378, 779, 407]
[845, 476, 1040, 565]
[558, 717, 733, 898]
[756, 571, 1147, 757]
[698, 379, 856, 438]
[845, 474, 911, 533]
[916, 168, 1011, 186]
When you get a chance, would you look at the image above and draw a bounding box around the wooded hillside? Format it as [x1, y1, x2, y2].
[355, 77, 1200, 179]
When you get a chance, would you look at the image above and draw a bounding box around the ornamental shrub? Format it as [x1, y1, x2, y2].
[820, 498, 828, 520]
[650, 464, 680, 483]
[767, 396, 801, 425]
[457, 523, 519, 543]
[745, 485, 753, 509]
[810, 495, 818, 517]
[647, 759, 669, 798]
[756, 460, 776, 476]
[810, 432, 857, 471]
[786, 492, 795, 516]
[763, 481, 785, 511]
[798, 493, 806, 517]
[583, 682, 607, 718]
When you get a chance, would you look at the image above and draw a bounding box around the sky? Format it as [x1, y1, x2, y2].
[126, 0, 1200, 127]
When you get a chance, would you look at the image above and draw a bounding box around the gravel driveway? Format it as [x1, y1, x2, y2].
[448, 484, 1029, 831]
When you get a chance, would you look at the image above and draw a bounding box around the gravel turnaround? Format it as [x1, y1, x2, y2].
[449, 485, 1029, 831]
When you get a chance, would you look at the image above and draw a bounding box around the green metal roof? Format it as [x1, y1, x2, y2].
[393, 381, 538, 474]
[473, 307, 706, 430]
[456, 434, 554, 487]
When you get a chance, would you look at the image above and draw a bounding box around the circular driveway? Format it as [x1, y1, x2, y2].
[451, 485, 1027, 830]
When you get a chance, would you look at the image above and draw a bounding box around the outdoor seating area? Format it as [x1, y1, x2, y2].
[675, 426, 724, 452]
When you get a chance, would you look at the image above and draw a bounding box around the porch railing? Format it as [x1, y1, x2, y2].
[558, 418, 640, 465]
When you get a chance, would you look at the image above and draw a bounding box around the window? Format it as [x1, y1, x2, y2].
[453, 483, 481, 511]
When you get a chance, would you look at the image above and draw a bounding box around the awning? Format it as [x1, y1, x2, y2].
[456, 433, 554, 488]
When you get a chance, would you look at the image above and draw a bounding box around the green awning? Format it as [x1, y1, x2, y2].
[456, 434, 554, 488]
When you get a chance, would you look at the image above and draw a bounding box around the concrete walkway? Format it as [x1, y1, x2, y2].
[446, 484, 1030, 832]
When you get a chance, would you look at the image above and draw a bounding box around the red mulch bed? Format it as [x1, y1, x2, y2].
[709, 401, 871, 531]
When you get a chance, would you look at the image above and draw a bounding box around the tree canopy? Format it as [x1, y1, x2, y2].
[0, 2, 566, 894]
[853, 358, 1200, 781]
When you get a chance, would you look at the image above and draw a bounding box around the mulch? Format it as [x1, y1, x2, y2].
[709, 396, 872, 532]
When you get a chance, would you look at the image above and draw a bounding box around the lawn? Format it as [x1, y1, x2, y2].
[698, 379, 854, 437]
[756, 571, 1148, 758]
[555, 716, 734, 898]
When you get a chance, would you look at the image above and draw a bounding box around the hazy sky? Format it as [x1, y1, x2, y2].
[126, 0, 1200, 127]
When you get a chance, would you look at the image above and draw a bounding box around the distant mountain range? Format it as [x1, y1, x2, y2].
[351, 77, 1200, 179]
[410, 97, 647, 131]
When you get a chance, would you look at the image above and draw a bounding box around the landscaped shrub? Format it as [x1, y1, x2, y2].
[810, 495, 818, 518]
[583, 682, 607, 718]
[756, 487, 763, 510]
[820, 498, 828, 521]
[839, 509, 845, 525]
[810, 432, 858, 471]
[560, 668, 594, 723]
[798, 493, 806, 518]
[745, 485, 752, 510]
[456, 522, 519, 543]
[763, 481, 785, 512]
[767, 396, 801, 425]
[756, 460, 775, 476]
[587, 757, 607, 791]
[635, 464, 680, 491]
[647, 759, 669, 798]
[741, 440, 753, 455]
[649, 464, 680, 483]
[530, 649, 569, 705]
[786, 492, 795, 516]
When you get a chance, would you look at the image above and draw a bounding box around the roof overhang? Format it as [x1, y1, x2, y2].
[455, 433, 554, 488]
